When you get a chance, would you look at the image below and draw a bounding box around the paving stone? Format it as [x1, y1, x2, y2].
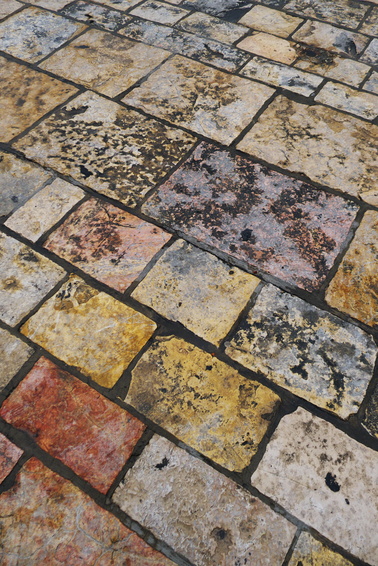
[130, 0, 188, 23]
[361, 38, 378, 65]
[123, 56, 273, 145]
[143, 142, 358, 292]
[0, 7, 86, 63]
[237, 32, 299, 64]
[0, 356, 146, 493]
[288, 532, 354, 566]
[239, 5, 303, 38]
[113, 435, 296, 566]
[364, 71, 378, 94]
[0, 233, 65, 327]
[15, 91, 196, 208]
[0, 0, 22, 19]
[21, 275, 156, 387]
[126, 335, 280, 471]
[360, 7, 378, 37]
[96, 0, 142, 8]
[252, 407, 378, 565]
[61, 1, 132, 31]
[237, 96, 378, 205]
[0, 457, 174, 565]
[181, 0, 254, 20]
[0, 328, 34, 390]
[315, 81, 378, 120]
[0, 434, 23, 484]
[225, 284, 377, 418]
[24, 0, 76, 8]
[284, 0, 369, 29]
[363, 382, 378, 439]
[45, 198, 171, 292]
[0, 57, 77, 143]
[5, 178, 85, 242]
[326, 211, 378, 328]
[292, 20, 369, 57]
[176, 11, 248, 44]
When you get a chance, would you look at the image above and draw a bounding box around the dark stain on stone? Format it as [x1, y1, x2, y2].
[240, 228, 256, 243]
[155, 457, 169, 470]
[325, 472, 341, 492]
[291, 360, 309, 380]
[80, 165, 93, 178]
[19, 250, 39, 263]
[345, 498, 350, 505]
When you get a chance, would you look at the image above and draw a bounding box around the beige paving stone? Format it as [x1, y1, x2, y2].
[0, 328, 34, 390]
[360, 6, 378, 37]
[364, 71, 378, 94]
[237, 96, 378, 205]
[284, 0, 369, 29]
[361, 38, 378, 65]
[239, 5, 303, 38]
[251, 408, 378, 565]
[126, 335, 280, 471]
[5, 179, 85, 242]
[132, 240, 260, 344]
[237, 32, 298, 63]
[130, 0, 188, 24]
[292, 20, 369, 56]
[123, 55, 274, 145]
[315, 81, 378, 120]
[40, 28, 170, 97]
[288, 532, 354, 566]
[113, 435, 296, 566]
[21, 275, 156, 388]
[23, 0, 76, 8]
[0, 0, 22, 19]
[176, 12, 248, 44]
[97, 0, 143, 8]
[294, 49, 370, 87]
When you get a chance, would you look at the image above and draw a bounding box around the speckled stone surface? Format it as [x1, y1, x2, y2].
[239, 5, 303, 37]
[181, 0, 256, 20]
[0, 0, 22, 19]
[0, 457, 174, 565]
[284, 0, 369, 29]
[315, 81, 378, 120]
[292, 20, 369, 56]
[225, 284, 377, 418]
[238, 96, 378, 205]
[364, 72, 378, 95]
[24, 0, 76, 7]
[130, 0, 188, 24]
[113, 435, 296, 565]
[99, 0, 148, 9]
[361, 7, 378, 37]
[45, 198, 171, 292]
[237, 32, 299, 63]
[0, 233, 65, 327]
[251, 408, 378, 565]
[61, 1, 132, 31]
[21, 275, 156, 387]
[143, 142, 358, 292]
[360, 38, 378, 65]
[15, 91, 196, 207]
[288, 532, 354, 566]
[363, 382, 378, 439]
[0, 328, 34, 390]
[0, 357, 146, 493]
[132, 240, 259, 344]
[176, 11, 248, 43]
[0, 434, 22, 485]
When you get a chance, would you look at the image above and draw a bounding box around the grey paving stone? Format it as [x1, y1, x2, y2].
[361, 38, 378, 65]
[0, 328, 34, 390]
[176, 11, 248, 44]
[130, 0, 188, 24]
[284, 0, 369, 30]
[292, 20, 369, 57]
[60, 1, 132, 31]
[315, 81, 378, 120]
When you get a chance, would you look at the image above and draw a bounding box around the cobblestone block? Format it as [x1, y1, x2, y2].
[61, 1, 132, 30]
[292, 20, 369, 56]
[239, 5, 303, 37]
[237, 32, 299, 63]
[0, 328, 34, 390]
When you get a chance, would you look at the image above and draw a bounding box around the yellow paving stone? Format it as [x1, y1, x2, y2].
[288, 532, 354, 566]
[237, 32, 299, 64]
[239, 5, 303, 38]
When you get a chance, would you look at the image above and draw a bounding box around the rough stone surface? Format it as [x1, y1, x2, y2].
[237, 96, 378, 205]
[61, 1, 132, 31]
[0, 434, 22, 484]
[15, 91, 196, 207]
[21, 275, 156, 388]
[45, 198, 171, 292]
[130, 0, 188, 24]
[360, 38, 378, 65]
[181, 0, 256, 20]
[94, 0, 141, 8]
[364, 71, 378, 95]
[292, 20, 369, 56]
[361, 7, 378, 38]
[0, 328, 34, 390]
[239, 5, 303, 37]
[315, 81, 378, 120]
[113, 435, 296, 566]
[225, 284, 377, 418]
[284, 0, 369, 29]
[0, 0, 22, 20]
[251, 408, 378, 565]
[363, 382, 378, 439]
[143, 142, 358, 292]
[237, 32, 298, 63]
[23, 0, 76, 7]
[176, 11, 248, 43]
[288, 532, 354, 566]
[132, 240, 259, 344]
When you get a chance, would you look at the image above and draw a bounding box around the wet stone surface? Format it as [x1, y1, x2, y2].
[60, 1, 132, 31]
[0, 433, 22, 484]
[0, 328, 34, 390]
[288, 532, 354, 566]
[284, 0, 369, 29]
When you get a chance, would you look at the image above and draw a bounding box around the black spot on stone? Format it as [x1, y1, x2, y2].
[65, 105, 89, 117]
[11, 195, 19, 203]
[291, 360, 308, 380]
[325, 472, 341, 492]
[205, 365, 213, 371]
[80, 165, 93, 178]
[240, 229, 255, 243]
[155, 457, 169, 470]
[345, 498, 350, 505]
[215, 528, 227, 540]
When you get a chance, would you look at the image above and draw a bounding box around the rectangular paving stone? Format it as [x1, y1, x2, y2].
[0, 457, 174, 565]
[364, 71, 378, 94]
[176, 12, 248, 44]
[284, 0, 369, 29]
[123, 56, 273, 145]
[360, 38, 378, 65]
[288, 532, 354, 566]
[237, 32, 299, 63]
[113, 435, 296, 566]
[315, 81, 378, 120]
[361, 7, 378, 37]
[292, 20, 369, 56]
[0, 233, 65, 327]
[40, 28, 170, 97]
[24, 0, 76, 8]
[132, 240, 259, 344]
[0, 328, 34, 390]
[0, 356, 146, 493]
[15, 91, 196, 208]
[95, 0, 142, 8]
[130, 0, 188, 23]
[142, 142, 358, 292]
[181, 0, 255, 20]
[237, 95, 378, 206]
[0, 434, 22, 484]
[60, 1, 132, 31]
[251, 407, 378, 565]
[21, 275, 156, 388]
[0, 0, 22, 20]
[239, 5, 303, 37]
[44, 198, 171, 292]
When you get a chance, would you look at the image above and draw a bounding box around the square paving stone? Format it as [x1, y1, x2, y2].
[238, 5, 303, 38]
[237, 32, 299, 64]
[288, 532, 354, 566]
[0, 0, 22, 20]
[21, 275, 156, 388]
[132, 240, 259, 344]
[60, 1, 132, 31]
[284, 0, 369, 30]
[176, 12, 248, 44]
[237, 96, 378, 206]
[0, 457, 174, 565]
[130, 0, 188, 24]
[225, 284, 377, 418]
[0, 328, 34, 390]
[0, 57, 77, 143]
[113, 435, 296, 566]
[122, 55, 274, 145]
[142, 142, 358, 292]
[44, 198, 171, 292]
[0, 356, 146, 493]
[292, 20, 369, 56]
[0, 433, 22, 484]
[15, 91, 196, 208]
[0, 233, 65, 327]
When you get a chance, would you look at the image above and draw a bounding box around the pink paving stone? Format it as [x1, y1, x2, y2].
[44, 198, 171, 292]
[0, 433, 22, 484]
[0, 357, 146, 494]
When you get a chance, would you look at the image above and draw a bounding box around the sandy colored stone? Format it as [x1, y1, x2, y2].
[131, 0, 188, 23]
[0, 434, 22, 484]
[284, 0, 369, 29]
[61, 1, 131, 31]
[176, 12, 248, 44]
[113, 435, 296, 566]
[0, 0, 22, 19]
[239, 5, 303, 37]
[21, 275, 156, 388]
[288, 532, 354, 566]
[364, 71, 378, 95]
[237, 32, 298, 63]
[40, 28, 170, 97]
[292, 20, 369, 56]
[361, 38, 378, 65]
[252, 408, 378, 565]
[0, 328, 33, 390]
[5, 179, 85, 242]
[0, 233, 65, 327]
[238, 96, 378, 205]
[315, 81, 378, 120]
[132, 240, 259, 344]
[361, 7, 378, 37]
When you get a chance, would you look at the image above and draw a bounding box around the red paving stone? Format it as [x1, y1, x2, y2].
[0, 433, 22, 484]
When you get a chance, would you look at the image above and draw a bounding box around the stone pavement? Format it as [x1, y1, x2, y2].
[0, 0, 377, 563]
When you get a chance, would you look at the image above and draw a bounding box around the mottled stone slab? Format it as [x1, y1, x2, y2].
[284, 0, 369, 29]
[225, 285, 377, 418]
[15, 91, 196, 207]
[0, 0, 22, 19]
[130, 0, 188, 23]
[0, 7, 85, 63]
[176, 12, 248, 44]
[113, 435, 296, 565]
[0, 57, 77, 143]
[361, 38, 378, 65]
[143, 142, 358, 292]
[252, 408, 378, 565]
[61, 1, 132, 31]
[288, 532, 354, 566]
[21, 275, 156, 387]
[315, 81, 378, 120]
[181, 0, 255, 20]
[0, 233, 65, 327]
[0, 328, 34, 390]
[40, 28, 170, 97]
[24, 0, 76, 8]
[237, 32, 298, 63]
[0, 434, 22, 484]
[0, 458, 174, 565]
[237, 96, 378, 205]
[363, 382, 378, 438]
[364, 71, 378, 95]
[0, 357, 145, 493]
[97, 0, 143, 8]
[361, 7, 378, 37]
[5, 178, 85, 242]
[292, 20, 369, 56]
[45, 198, 171, 292]
[239, 5, 303, 37]
[326, 211, 378, 328]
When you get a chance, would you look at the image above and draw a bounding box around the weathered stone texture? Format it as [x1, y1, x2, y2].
[61, 1, 132, 31]
[288, 532, 354, 566]
[176, 12, 248, 43]
[360, 38, 378, 66]
[315, 81, 378, 120]
[0, 434, 22, 484]
[0, 328, 34, 390]
[130, 0, 188, 24]
[284, 0, 369, 29]
[364, 72, 378, 95]
[239, 5, 303, 37]
[0, 0, 22, 19]
[237, 32, 299, 63]
[292, 20, 369, 56]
